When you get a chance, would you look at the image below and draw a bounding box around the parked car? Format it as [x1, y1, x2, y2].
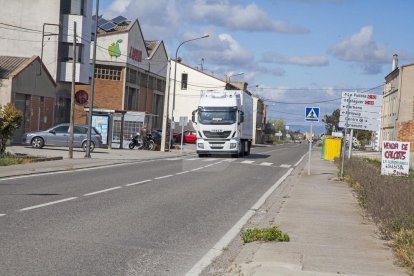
[23, 123, 102, 152]
[175, 130, 197, 143]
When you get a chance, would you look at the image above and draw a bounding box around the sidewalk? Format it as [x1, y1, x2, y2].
[225, 149, 406, 276]
[0, 145, 196, 179]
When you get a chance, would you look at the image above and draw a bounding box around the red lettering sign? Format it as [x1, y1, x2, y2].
[384, 150, 406, 160]
[129, 47, 142, 62]
[365, 100, 374, 105]
[367, 95, 377, 99]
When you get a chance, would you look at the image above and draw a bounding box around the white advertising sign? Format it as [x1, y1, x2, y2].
[381, 140, 410, 176]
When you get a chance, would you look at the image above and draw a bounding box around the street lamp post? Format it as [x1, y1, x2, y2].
[226, 72, 244, 89]
[171, 34, 209, 123]
[168, 34, 209, 151]
[85, 0, 99, 158]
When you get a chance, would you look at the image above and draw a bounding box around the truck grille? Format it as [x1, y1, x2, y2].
[203, 131, 232, 139]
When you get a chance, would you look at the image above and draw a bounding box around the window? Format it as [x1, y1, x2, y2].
[60, 43, 83, 63]
[53, 125, 69, 133]
[127, 68, 137, 84]
[74, 126, 88, 134]
[125, 87, 139, 110]
[95, 65, 121, 80]
[61, 0, 85, 15]
[181, 73, 188, 90]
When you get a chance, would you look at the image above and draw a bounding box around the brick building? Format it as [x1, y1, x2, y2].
[75, 16, 168, 147]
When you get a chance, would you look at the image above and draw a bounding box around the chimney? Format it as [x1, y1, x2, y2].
[392, 54, 398, 71]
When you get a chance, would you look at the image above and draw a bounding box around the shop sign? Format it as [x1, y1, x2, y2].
[381, 140, 410, 176]
[129, 46, 142, 62]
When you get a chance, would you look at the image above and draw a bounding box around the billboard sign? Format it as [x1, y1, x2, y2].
[381, 140, 410, 176]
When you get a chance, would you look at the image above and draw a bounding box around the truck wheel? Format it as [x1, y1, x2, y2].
[198, 154, 206, 158]
[246, 141, 251, 156]
[239, 142, 245, 158]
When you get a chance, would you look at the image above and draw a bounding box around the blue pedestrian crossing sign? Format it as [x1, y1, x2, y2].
[305, 107, 320, 122]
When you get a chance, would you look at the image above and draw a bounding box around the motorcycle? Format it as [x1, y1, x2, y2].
[128, 133, 155, 150]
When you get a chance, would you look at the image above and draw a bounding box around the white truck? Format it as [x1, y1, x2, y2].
[192, 90, 253, 157]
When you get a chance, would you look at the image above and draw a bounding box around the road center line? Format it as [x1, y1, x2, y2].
[20, 197, 78, 211]
[191, 168, 202, 171]
[125, 179, 152, 186]
[176, 171, 190, 175]
[0, 214, 6, 217]
[154, 174, 174, 180]
[83, 187, 121, 196]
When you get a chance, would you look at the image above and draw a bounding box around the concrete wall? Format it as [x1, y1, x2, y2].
[0, 79, 12, 105]
[0, 0, 92, 84]
[0, 0, 60, 79]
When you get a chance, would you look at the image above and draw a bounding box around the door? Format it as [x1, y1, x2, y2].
[46, 125, 69, 146]
[73, 126, 88, 147]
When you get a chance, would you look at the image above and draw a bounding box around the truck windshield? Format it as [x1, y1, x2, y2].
[198, 110, 236, 125]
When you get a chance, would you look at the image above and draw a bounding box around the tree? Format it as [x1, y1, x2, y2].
[0, 103, 23, 155]
[322, 109, 340, 134]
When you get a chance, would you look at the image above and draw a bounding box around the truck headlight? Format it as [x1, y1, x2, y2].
[230, 142, 237, 149]
[198, 143, 204, 149]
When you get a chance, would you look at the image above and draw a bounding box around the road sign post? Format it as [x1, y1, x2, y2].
[305, 107, 319, 175]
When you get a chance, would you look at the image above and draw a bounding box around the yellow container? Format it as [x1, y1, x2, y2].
[324, 138, 342, 161]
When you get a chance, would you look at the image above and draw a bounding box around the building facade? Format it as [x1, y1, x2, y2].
[75, 17, 168, 147]
[0, 56, 56, 143]
[381, 58, 414, 167]
[0, 0, 94, 124]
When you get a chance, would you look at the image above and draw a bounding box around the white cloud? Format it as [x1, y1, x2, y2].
[184, 32, 254, 67]
[262, 52, 329, 66]
[189, 0, 309, 33]
[329, 26, 390, 64]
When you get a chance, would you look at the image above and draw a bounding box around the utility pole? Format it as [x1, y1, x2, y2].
[68, 22, 76, 159]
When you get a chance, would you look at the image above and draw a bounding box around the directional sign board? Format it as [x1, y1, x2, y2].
[179, 116, 188, 126]
[339, 92, 382, 131]
[305, 107, 319, 122]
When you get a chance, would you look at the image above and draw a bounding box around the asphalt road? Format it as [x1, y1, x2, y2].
[0, 143, 308, 276]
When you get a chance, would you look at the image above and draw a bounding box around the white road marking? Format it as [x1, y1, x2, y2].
[20, 197, 78, 211]
[154, 174, 174, 180]
[186, 158, 199, 161]
[223, 159, 236, 162]
[203, 158, 218, 162]
[0, 159, 156, 182]
[186, 168, 294, 276]
[0, 214, 6, 217]
[191, 168, 202, 171]
[241, 160, 255, 164]
[165, 158, 183, 161]
[280, 164, 291, 168]
[125, 179, 152, 186]
[294, 154, 306, 167]
[260, 162, 273, 166]
[83, 187, 121, 196]
[176, 171, 190, 175]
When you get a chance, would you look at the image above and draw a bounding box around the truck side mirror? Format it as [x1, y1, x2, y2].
[239, 111, 244, 124]
[192, 110, 197, 124]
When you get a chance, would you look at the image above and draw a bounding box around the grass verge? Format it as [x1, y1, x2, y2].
[342, 157, 414, 275]
[241, 226, 290, 244]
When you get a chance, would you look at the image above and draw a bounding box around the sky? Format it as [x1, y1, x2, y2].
[99, 0, 414, 133]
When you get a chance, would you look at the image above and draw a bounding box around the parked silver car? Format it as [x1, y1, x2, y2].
[23, 123, 102, 152]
